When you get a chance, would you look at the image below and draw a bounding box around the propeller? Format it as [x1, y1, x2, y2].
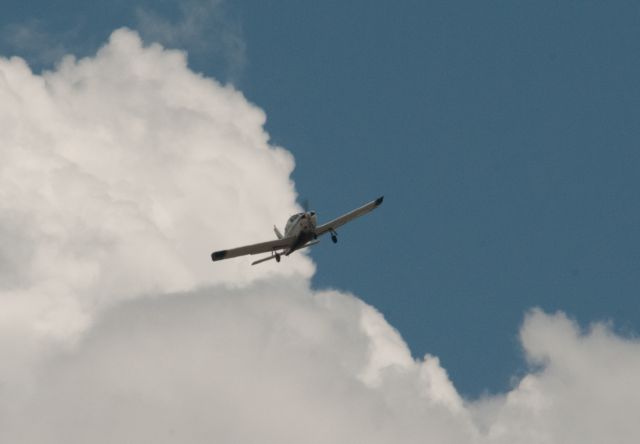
[300, 198, 315, 217]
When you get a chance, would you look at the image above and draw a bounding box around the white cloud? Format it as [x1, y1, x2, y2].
[0, 279, 475, 444]
[1, 28, 639, 443]
[0, 28, 312, 364]
[473, 310, 640, 444]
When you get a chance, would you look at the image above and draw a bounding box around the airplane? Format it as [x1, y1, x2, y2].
[211, 196, 384, 265]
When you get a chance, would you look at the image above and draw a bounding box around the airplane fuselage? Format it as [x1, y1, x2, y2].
[283, 211, 318, 254]
[284, 211, 317, 237]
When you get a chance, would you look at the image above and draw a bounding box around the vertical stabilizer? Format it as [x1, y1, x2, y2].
[273, 225, 283, 239]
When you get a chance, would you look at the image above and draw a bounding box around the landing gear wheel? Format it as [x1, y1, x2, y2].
[331, 235, 338, 244]
[275, 253, 281, 262]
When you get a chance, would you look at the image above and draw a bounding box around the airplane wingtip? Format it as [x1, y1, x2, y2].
[211, 250, 228, 261]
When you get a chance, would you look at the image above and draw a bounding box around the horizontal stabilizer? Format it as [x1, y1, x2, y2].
[299, 240, 320, 250]
[251, 255, 278, 266]
[251, 240, 320, 265]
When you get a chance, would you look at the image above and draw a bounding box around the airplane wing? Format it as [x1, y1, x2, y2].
[211, 236, 296, 262]
[315, 196, 384, 236]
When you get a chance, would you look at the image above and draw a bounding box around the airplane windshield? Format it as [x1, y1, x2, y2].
[285, 213, 303, 233]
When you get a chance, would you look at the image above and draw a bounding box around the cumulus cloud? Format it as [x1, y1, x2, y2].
[475, 310, 640, 444]
[0, 279, 475, 444]
[0, 28, 639, 443]
[0, 28, 312, 362]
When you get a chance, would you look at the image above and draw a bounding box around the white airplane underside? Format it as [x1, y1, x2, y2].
[211, 196, 384, 266]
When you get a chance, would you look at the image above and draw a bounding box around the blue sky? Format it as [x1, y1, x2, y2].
[2, 0, 639, 398]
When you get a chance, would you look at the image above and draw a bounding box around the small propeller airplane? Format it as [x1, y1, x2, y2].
[211, 196, 384, 265]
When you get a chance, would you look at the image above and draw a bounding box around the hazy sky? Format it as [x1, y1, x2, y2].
[1, 1, 640, 442]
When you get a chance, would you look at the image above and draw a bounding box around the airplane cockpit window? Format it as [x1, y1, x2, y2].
[285, 213, 302, 233]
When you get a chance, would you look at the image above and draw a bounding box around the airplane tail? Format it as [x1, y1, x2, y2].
[274, 225, 283, 239]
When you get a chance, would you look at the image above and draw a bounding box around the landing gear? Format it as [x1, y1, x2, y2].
[275, 252, 281, 262]
[330, 229, 338, 244]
